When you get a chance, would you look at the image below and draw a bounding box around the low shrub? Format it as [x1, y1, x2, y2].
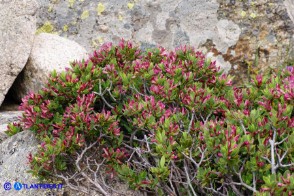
[8, 40, 294, 195]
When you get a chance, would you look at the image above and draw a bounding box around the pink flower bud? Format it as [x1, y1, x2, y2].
[217, 152, 223, 157]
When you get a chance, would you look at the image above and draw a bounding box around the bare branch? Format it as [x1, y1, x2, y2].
[269, 126, 277, 174]
[205, 112, 212, 124]
[253, 172, 256, 191]
[229, 183, 244, 196]
[168, 167, 177, 195]
[275, 136, 288, 146]
[261, 156, 271, 164]
[239, 120, 247, 135]
[131, 85, 145, 97]
[53, 142, 115, 196]
[280, 163, 294, 168]
[233, 169, 257, 193]
[276, 149, 294, 169]
[187, 112, 195, 133]
[182, 146, 206, 169]
[94, 79, 114, 109]
[205, 183, 226, 196]
[106, 81, 117, 101]
[94, 91, 114, 109]
[184, 160, 198, 196]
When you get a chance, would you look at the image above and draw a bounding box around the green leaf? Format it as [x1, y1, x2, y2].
[160, 156, 165, 168]
[60, 71, 66, 81]
[50, 70, 57, 78]
[119, 72, 128, 85]
[86, 61, 93, 72]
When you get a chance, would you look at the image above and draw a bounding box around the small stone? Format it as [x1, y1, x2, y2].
[266, 34, 276, 43]
[99, 25, 109, 33]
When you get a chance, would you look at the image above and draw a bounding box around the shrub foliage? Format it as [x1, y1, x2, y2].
[7, 40, 294, 195]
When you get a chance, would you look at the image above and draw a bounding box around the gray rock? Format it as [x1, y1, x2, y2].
[0, 111, 22, 125]
[0, 131, 62, 196]
[0, 0, 39, 106]
[0, 111, 23, 143]
[11, 33, 88, 102]
[216, 19, 241, 53]
[284, 0, 294, 24]
[35, 0, 242, 72]
[207, 52, 232, 73]
[34, 0, 294, 85]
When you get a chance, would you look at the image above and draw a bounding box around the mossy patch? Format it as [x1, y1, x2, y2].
[63, 25, 69, 32]
[118, 14, 123, 21]
[68, 0, 75, 8]
[36, 21, 55, 34]
[51, 0, 60, 4]
[96, 3, 105, 15]
[127, 2, 134, 9]
[81, 10, 90, 20]
[48, 5, 53, 13]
